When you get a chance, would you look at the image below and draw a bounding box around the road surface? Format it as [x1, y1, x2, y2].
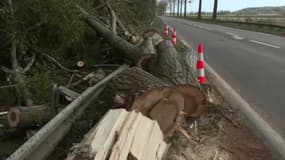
[162, 17, 285, 137]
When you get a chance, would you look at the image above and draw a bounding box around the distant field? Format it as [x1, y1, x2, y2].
[217, 16, 285, 27]
[183, 15, 285, 27]
[166, 13, 285, 27]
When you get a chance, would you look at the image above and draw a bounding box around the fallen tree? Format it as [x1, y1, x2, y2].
[109, 67, 206, 137]
[75, 4, 200, 86]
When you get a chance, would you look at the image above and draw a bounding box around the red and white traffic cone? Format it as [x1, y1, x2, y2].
[172, 28, 177, 45]
[197, 43, 206, 85]
[164, 25, 169, 37]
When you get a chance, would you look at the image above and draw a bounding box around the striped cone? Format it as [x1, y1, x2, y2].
[197, 43, 206, 84]
[172, 28, 177, 45]
[164, 25, 169, 37]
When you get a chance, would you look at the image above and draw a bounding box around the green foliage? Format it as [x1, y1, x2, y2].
[0, 0, 92, 104]
[157, 2, 167, 16]
[26, 63, 52, 104]
[0, 0, 87, 57]
[113, 0, 157, 31]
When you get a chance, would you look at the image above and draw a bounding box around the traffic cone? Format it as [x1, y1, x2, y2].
[164, 25, 169, 37]
[172, 28, 177, 45]
[197, 43, 206, 84]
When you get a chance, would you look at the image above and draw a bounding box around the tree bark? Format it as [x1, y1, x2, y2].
[180, 0, 183, 17]
[109, 67, 205, 137]
[75, 6, 200, 86]
[177, 0, 180, 16]
[213, 0, 218, 20]
[198, 0, 202, 19]
[172, 1, 175, 16]
[184, 0, 187, 17]
[0, 112, 8, 128]
[7, 105, 52, 128]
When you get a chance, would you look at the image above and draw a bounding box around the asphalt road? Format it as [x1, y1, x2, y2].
[162, 17, 285, 137]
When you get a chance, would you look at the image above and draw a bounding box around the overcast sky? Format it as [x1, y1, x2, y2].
[169, 0, 285, 12]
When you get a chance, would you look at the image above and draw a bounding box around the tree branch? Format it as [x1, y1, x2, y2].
[106, 3, 117, 35]
[10, 41, 18, 69]
[23, 52, 36, 73]
[74, 4, 140, 61]
[1, 66, 13, 73]
[36, 50, 74, 73]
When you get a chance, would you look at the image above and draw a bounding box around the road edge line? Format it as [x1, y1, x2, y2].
[161, 17, 285, 158]
[205, 62, 285, 159]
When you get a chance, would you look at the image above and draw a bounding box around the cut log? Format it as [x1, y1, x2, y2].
[110, 67, 168, 109]
[7, 105, 52, 128]
[110, 67, 206, 137]
[0, 112, 8, 128]
[176, 85, 206, 117]
[66, 109, 168, 160]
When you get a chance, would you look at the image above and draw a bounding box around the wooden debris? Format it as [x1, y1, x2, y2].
[7, 105, 52, 128]
[0, 112, 8, 128]
[66, 109, 168, 160]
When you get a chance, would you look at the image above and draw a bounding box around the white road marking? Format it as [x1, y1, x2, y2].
[250, 40, 281, 49]
[225, 32, 245, 40]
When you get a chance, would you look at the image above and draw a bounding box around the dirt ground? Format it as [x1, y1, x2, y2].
[166, 87, 272, 160]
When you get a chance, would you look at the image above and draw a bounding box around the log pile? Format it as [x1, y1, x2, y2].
[66, 109, 169, 160]
[110, 67, 206, 138]
[64, 4, 208, 159]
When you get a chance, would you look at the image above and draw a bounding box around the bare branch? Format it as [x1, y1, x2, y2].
[39, 51, 74, 73]
[1, 66, 13, 73]
[0, 84, 17, 89]
[23, 53, 36, 73]
[106, 3, 117, 35]
[10, 41, 18, 69]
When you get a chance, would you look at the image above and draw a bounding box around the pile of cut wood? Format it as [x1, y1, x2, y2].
[67, 109, 168, 160]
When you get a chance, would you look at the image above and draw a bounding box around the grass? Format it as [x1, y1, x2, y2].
[173, 16, 285, 37]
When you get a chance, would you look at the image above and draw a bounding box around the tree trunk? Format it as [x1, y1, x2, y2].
[0, 112, 8, 128]
[198, 0, 202, 19]
[180, 0, 183, 17]
[7, 105, 52, 128]
[173, 1, 175, 16]
[213, 0, 218, 20]
[109, 67, 206, 137]
[184, 0, 187, 17]
[177, 0, 180, 16]
[75, 3, 206, 134]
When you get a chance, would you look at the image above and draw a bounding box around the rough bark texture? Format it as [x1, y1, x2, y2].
[110, 67, 168, 109]
[184, 0, 187, 17]
[109, 67, 206, 137]
[0, 113, 8, 127]
[148, 40, 197, 85]
[198, 0, 202, 19]
[213, 0, 218, 20]
[7, 105, 52, 128]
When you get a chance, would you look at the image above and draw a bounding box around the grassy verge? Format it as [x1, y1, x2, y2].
[174, 16, 285, 37]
